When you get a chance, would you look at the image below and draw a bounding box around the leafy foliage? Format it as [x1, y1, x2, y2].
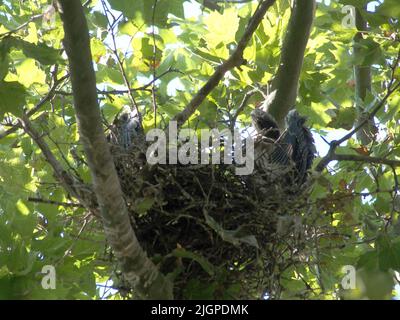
[0, 0, 399, 299]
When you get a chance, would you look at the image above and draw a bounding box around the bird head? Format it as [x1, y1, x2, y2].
[251, 107, 280, 141]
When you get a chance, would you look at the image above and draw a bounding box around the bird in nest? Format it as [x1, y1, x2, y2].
[108, 107, 143, 149]
[251, 107, 316, 186]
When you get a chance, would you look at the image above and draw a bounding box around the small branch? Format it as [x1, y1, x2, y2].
[58, 68, 181, 97]
[203, 0, 222, 11]
[332, 154, 400, 168]
[205, 0, 253, 6]
[19, 115, 97, 212]
[28, 197, 83, 208]
[0, 14, 43, 38]
[315, 48, 400, 172]
[316, 82, 400, 172]
[0, 74, 69, 140]
[172, 0, 276, 128]
[231, 87, 259, 125]
[337, 83, 399, 146]
[101, 0, 144, 131]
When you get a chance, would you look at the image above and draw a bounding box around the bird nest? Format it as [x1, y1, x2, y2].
[110, 140, 317, 299]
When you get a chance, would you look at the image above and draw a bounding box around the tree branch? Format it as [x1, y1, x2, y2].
[0, 14, 43, 38]
[55, 68, 181, 97]
[0, 74, 69, 140]
[331, 153, 400, 167]
[28, 197, 83, 208]
[101, 0, 144, 132]
[19, 115, 97, 212]
[266, 0, 316, 128]
[315, 81, 400, 172]
[232, 87, 259, 125]
[354, 7, 375, 145]
[172, 0, 276, 128]
[58, 0, 173, 299]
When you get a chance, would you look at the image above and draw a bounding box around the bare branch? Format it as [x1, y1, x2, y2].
[203, 0, 222, 11]
[55, 68, 181, 97]
[231, 87, 259, 125]
[0, 74, 69, 140]
[101, 0, 144, 131]
[0, 14, 43, 38]
[315, 81, 400, 172]
[19, 115, 97, 213]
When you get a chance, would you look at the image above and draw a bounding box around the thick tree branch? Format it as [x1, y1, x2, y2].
[266, 0, 316, 128]
[58, 0, 172, 299]
[354, 7, 376, 145]
[172, 0, 276, 128]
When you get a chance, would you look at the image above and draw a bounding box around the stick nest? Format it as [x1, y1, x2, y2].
[110, 140, 318, 299]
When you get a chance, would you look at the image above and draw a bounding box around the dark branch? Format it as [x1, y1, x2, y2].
[28, 197, 83, 208]
[19, 115, 97, 212]
[332, 154, 400, 168]
[315, 81, 400, 172]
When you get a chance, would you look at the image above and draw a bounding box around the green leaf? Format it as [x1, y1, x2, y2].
[16, 58, 46, 87]
[0, 80, 27, 118]
[0, 37, 13, 81]
[326, 107, 356, 130]
[109, 0, 184, 27]
[204, 8, 239, 48]
[357, 250, 378, 270]
[376, 235, 400, 271]
[17, 39, 61, 65]
[92, 11, 108, 29]
[203, 210, 259, 249]
[376, 0, 400, 19]
[353, 38, 383, 67]
[171, 248, 215, 276]
[134, 197, 156, 215]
